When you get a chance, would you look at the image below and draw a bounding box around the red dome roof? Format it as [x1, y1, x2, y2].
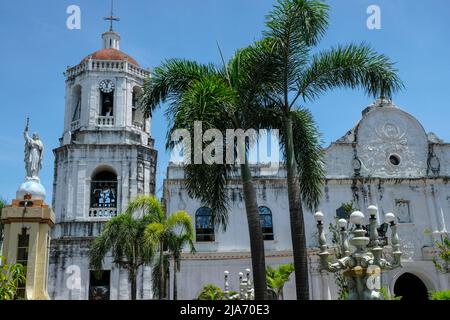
[82, 48, 139, 67]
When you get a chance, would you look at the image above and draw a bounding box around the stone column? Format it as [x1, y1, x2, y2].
[308, 254, 322, 300]
[425, 185, 440, 234]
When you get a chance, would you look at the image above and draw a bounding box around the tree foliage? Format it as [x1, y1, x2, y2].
[196, 284, 225, 300]
[432, 235, 450, 273]
[247, 0, 403, 299]
[265, 263, 294, 300]
[0, 257, 26, 300]
[125, 195, 194, 299]
[89, 199, 156, 300]
[141, 44, 272, 300]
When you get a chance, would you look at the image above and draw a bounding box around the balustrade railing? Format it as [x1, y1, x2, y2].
[65, 60, 150, 79]
[71, 120, 80, 131]
[132, 121, 144, 130]
[89, 208, 118, 218]
[97, 116, 114, 126]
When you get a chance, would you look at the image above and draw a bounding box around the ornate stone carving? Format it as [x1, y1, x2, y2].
[357, 110, 426, 177]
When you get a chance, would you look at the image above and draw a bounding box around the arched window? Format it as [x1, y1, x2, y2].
[72, 85, 82, 122]
[100, 91, 114, 116]
[99, 80, 115, 117]
[259, 206, 274, 240]
[132, 86, 144, 130]
[89, 168, 118, 218]
[195, 207, 214, 242]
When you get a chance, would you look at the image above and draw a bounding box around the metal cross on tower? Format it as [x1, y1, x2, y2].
[104, 0, 120, 32]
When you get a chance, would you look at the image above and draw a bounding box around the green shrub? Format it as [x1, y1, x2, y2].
[197, 284, 224, 300]
[430, 290, 450, 300]
[380, 287, 401, 300]
[0, 256, 26, 300]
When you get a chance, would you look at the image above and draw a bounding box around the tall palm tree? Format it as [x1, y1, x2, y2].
[89, 210, 155, 300]
[141, 48, 274, 299]
[251, 0, 403, 299]
[126, 195, 193, 300]
[168, 228, 195, 300]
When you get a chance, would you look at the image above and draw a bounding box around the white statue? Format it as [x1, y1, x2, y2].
[23, 118, 44, 180]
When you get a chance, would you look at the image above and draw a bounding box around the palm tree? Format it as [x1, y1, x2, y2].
[168, 228, 195, 300]
[141, 48, 275, 299]
[151, 250, 170, 300]
[89, 210, 155, 300]
[266, 263, 294, 300]
[126, 195, 193, 300]
[249, 0, 403, 299]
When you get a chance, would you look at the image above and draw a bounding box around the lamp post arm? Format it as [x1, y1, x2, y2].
[327, 256, 351, 272]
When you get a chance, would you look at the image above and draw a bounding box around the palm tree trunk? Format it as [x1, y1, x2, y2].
[159, 243, 164, 300]
[173, 257, 178, 300]
[240, 162, 268, 300]
[284, 115, 310, 300]
[129, 267, 137, 300]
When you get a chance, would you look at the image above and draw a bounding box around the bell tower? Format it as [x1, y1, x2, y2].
[48, 8, 157, 300]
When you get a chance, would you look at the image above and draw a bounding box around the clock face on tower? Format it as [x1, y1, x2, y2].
[99, 80, 115, 93]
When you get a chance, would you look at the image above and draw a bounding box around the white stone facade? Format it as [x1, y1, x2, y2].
[48, 29, 157, 300]
[164, 100, 450, 299]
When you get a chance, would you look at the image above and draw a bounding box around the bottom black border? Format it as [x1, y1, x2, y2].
[0, 300, 446, 319]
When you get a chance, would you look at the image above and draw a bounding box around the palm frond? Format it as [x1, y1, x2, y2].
[265, 0, 329, 47]
[290, 109, 325, 211]
[263, 0, 330, 100]
[298, 43, 404, 102]
[184, 164, 231, 231]
[89, 227, 112, 270]
[145, 222, 165, 248]
[141, 59, 217, 117]
[125, 195, 164, 222]
[164, 76, 236, 231]
[227, 41, 283, 119]
[165, 211, 194, 236]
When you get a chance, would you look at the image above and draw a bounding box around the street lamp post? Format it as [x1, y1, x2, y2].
[314, 205, 402, 300]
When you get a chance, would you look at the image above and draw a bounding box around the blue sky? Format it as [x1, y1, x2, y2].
[0, 0, 449, 201]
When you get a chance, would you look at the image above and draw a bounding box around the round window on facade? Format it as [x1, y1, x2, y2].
[389, 154, 401, 166]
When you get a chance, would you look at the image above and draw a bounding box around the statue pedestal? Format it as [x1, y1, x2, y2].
[16, 177, 46, 201]
[1, 198, 55, 300]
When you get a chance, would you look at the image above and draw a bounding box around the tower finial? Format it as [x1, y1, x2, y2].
[104, 0, 120, 32]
